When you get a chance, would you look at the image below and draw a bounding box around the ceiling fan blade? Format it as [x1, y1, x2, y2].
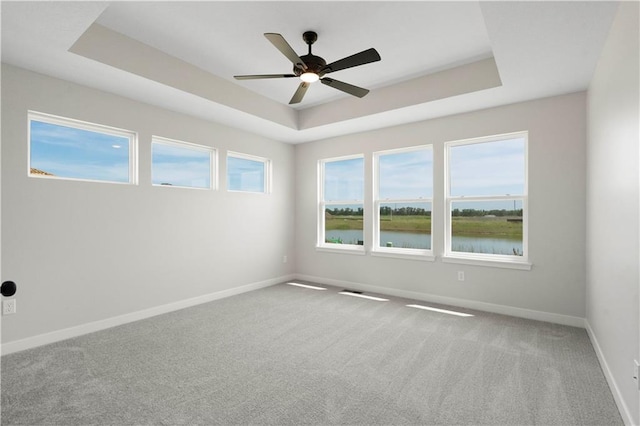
[321, 48, 381, 75]
[289, 82, 310, 104]
[264, 33, 307, 70]
[321, 77, 370, 98]
[234, 74, 296, 80]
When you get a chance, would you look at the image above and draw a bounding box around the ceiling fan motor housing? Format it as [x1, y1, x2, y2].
[295, 54, 326, 76]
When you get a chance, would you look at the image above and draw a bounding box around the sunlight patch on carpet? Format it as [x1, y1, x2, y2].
[339, 291, 388, 301]
[406, 304, 474, 317]
[286, 282, 327, 290]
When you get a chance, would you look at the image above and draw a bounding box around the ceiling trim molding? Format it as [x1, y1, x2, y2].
[299, 57, 502, 130]
[70, 23, 298, 130]
[69, 23, 502, 136]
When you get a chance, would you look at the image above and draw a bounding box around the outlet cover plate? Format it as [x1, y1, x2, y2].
[3, 299, 16, 315]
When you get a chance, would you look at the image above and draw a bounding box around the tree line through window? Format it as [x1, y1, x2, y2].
[319, 132, 528, 264]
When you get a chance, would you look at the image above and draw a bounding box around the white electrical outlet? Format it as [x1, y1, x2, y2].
[3, 299, 16, 315]
[458, 271, 465, 281]
[283, 255, 288, 263]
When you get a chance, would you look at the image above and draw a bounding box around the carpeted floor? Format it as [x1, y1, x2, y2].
[1, 282, 623, 425]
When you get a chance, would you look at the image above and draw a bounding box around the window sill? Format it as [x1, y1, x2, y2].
[227, 189, 268, 195]
[371, 249, 435, 262]
[153, 184, 211, 190]
[316, 245, 366, 256]
[442, 254, 532, 270]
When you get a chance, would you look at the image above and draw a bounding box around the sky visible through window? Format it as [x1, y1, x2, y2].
[152, 141, 211, 188]
[227, 155, 265, 192]
[379, 149, 432, 199]
[324, 157, 364, 201]
[449, 138, 525, 197]
[30, 120, 130, 183]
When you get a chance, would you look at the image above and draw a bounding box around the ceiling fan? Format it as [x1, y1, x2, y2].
[234, 31, 381, 105]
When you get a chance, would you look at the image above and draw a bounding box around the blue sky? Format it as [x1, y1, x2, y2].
[324, 157, 364, 201]
[449, 138, 525, 197]
[378, 149, 432, 199]
[227, 156, 265, 192]
[30, 120, 130, 182]
[33, 118, 524, 203]
[152, 142, 211, 188]
[325, 139, 524, 210]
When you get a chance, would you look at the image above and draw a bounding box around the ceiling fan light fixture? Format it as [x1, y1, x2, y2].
[300, 72, 319, 83]
[234, 32, 381, 104]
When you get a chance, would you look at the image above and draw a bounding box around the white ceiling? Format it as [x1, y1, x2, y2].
[1, 1, 619, 143]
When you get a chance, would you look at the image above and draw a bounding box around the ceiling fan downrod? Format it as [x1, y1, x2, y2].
[296, 31, 325, 78]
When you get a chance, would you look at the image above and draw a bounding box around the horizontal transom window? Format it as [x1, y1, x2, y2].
[152, 137, 215, 189]
[227, 152, 270, 193]
[28, 111, 137, 184]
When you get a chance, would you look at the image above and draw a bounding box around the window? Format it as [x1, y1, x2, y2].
[28, 111, 136, 184]
[227, 152, 270, 193]
[445, 132, 529, 268]
[318, 155, 365, 252]
[152, 137, 214, 189]
[374, 146, 433, 258]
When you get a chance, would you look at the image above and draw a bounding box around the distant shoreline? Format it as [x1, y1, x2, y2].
[326, 215, 523, 239]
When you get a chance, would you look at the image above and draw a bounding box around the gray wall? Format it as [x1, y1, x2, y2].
[295, 92, 587, 321]
[1, 64, 295, 344]
[586, 2, 639, 424]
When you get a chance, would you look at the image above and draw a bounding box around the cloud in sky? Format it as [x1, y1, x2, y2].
[30, 120, 130, 182]
[379, 149, 432, 199]
[152, 142, 212, 188]
[449, 138, 525, 196]
[324, 157, 364, 201]
[227, 156, 265, 192]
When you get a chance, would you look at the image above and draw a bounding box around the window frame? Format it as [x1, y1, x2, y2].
[226, 151, 271, 194]
[27, 111, 138, 185]
[443, 131, 531, 270]
[317, 154, 366, 255]
[151, 136, 216, 190]
[372, 145, 434, 261]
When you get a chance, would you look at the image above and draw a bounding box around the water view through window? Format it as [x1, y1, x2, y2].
[376, 147, 432, 251]
[450, 200, 524, 255]
[323, 157, 364, 246]
[447, 135, 526, 257]
[321, 135, 526, 258]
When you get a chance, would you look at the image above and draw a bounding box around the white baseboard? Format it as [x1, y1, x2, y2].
[294, 274, 586, 328]
[1, 275, 294, 356]
[585, 320, 636, 426]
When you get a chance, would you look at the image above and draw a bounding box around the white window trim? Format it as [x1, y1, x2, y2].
[372, 145, 434, 260]
[27, 110, 138, 185]
[443, 131, 530, 268]
[317, 154, 365, 253]
[226, 151, 271, 194]
[151, 136, 216, 190]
